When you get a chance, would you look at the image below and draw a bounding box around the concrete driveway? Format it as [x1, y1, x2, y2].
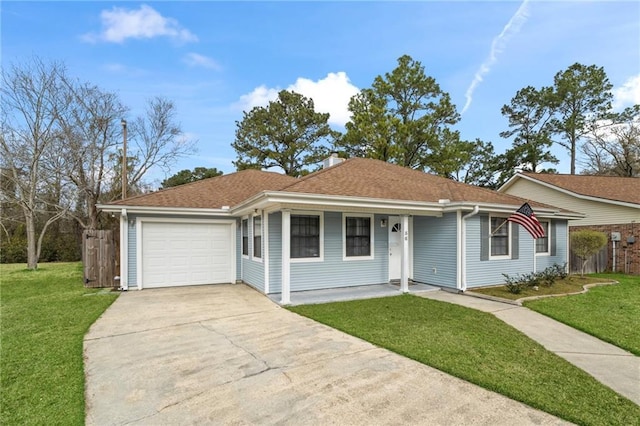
[84, 284, 567, 425]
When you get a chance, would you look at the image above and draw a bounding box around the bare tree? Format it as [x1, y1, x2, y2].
[57, 79, 128, 229]
[128, 96, 196, 189]
[580, 105, 640, 176]
[0, 57, 69, 269]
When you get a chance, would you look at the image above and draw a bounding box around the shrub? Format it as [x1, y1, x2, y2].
[571, 230, 607, 277]
[502, 263, 569, 294]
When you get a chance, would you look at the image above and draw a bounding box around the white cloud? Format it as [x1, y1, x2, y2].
[183, 53, 221, 71]
[235, 72, 359, 126]
[82, 4, 197, 44]
[462, 0, 530, 114]
[612, 74, 640, 111]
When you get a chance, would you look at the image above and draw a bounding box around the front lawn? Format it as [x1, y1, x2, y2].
[289, 295, 640, 426]
[0, 262, 118, 425]
[524, 273, 640, 356]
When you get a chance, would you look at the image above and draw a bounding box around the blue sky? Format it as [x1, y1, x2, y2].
[3, 1, 639, 184]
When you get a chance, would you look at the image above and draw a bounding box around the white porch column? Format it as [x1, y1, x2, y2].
[400, 214, 410, 293]
[281, 210, 291, 305]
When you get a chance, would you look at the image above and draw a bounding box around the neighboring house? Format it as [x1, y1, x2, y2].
[499, 172, 640, 275]
[98, 157, 580, 303]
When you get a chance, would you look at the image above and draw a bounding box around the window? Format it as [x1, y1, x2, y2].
[253, 215, 262, 259]
[241, 218, 249, 257]
[291, 214, 320, 259]
[490, 217, 509, 257]
[536, 221, 550, 254]
[344, 215, 372, 258]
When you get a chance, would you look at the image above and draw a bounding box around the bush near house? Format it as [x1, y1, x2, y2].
[502, 263, 568, 294]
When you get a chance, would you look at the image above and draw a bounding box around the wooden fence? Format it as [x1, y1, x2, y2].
[570, 246, 608, 274]
[82, 230, 116, 288]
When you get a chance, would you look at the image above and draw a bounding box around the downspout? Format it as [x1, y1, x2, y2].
[460, 206, 480, 292]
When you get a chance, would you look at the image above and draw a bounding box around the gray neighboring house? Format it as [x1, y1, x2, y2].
[499, 172, 640, 274]
[98, 157, 580, 303]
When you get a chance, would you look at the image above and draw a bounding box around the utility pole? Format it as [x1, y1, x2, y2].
[121, 119, 127, 200]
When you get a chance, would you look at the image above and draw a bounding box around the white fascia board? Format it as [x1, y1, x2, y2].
[232, 191, 445, 216]
[498, 174, 640, 210]
[441, 201, 584, 220]
[96, 204, 232, 216]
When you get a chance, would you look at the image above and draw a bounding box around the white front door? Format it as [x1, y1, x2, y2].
[388, 216, 402, 280]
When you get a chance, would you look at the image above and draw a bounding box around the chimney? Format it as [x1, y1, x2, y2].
[322, 152, 345, 169]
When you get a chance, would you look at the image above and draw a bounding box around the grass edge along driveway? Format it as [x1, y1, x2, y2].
[524, 273, 640, 356]
[289, 295, 640, 426]
[0, 262, 118, 425]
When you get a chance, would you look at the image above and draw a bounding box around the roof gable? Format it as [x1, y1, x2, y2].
[518, 173, 640, 205]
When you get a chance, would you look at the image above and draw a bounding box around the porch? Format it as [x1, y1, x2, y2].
[268, 282, 440, 306]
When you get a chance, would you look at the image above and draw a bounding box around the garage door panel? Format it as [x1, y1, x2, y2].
[141, 222, 233, 288]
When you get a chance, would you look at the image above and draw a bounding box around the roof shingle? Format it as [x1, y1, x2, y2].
[521, 173, 640, 205]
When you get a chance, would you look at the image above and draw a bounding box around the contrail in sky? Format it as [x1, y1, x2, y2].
[461, 0, 531, 115]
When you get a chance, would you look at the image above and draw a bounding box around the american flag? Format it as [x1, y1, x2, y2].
[508, 203, 545, 239]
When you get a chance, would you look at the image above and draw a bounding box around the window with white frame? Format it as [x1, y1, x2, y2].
[291, 214, 321, 259]
[253, 215, 262, 259]
[536, 221, 550, 254]
[490, 216, 509, 257]
[241, 218, 249, 257]
[344, 215, 373, 258]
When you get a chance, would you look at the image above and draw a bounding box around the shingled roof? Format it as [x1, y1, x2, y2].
[103, 158, 573, 212]
[281, 158, 559, 210]
[109, 169, 297, 209]
[520, 172, 640, 205]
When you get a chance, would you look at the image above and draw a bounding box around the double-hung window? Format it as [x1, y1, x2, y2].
[291, 214, 321, 259]
[490, 217, 509, 257]
[253, 215, 262, 259]
[241, 218, 249, 257]
[344, 215, 373, 259]
[536, 221, 550, 254]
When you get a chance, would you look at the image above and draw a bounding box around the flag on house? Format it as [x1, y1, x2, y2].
[508, 203, 545, 239]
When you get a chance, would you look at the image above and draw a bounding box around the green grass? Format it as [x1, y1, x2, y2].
[524, 273, 640, 356]
[470, 275, 604, 300]
[0, 262, 118, 425]
[289, 295, 640, 426]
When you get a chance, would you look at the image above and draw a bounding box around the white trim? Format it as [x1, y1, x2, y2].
[120, 209, 128, 290]
[498, 173, 640, 210]
[289, 210, 324, 263]
[97, 204, 231, 215]
[281, 210, 291, 305]
[241, 216, 249, 259]
[460, 206, 480, 291]
[251, 214, 263, 263]
[342, 213, 375, 261]
[535, 220, 551, 256]
[136, 217, 237, 290]
[489, 215, 511, 260]
[400, 215, 410, 293]
[263, 212, 270, 294]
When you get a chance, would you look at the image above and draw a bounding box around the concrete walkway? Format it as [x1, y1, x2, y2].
[418, 291, 640, 406]
[84, 284, 569, 425]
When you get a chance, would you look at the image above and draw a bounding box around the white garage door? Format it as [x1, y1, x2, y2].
[141, 221, 234, 288]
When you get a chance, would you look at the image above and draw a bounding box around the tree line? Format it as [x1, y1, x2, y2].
[1, 57, 195, 268]
[233, 55, 639, 183]
[2, 55, 638, 268]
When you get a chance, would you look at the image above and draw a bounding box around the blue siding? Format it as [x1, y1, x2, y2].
[465, 217, 569, 288]
[268, 212, 282, 294]
[535, 220, 568, 272]
[413, 213, 458, 288]
[290, 212, 388, 291]
[242, 215, 265, 291]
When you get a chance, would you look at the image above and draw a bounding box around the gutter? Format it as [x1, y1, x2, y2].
[459, 205, 480, 292]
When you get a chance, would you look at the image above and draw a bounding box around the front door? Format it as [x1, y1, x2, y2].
[388, 216, 402, 281]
